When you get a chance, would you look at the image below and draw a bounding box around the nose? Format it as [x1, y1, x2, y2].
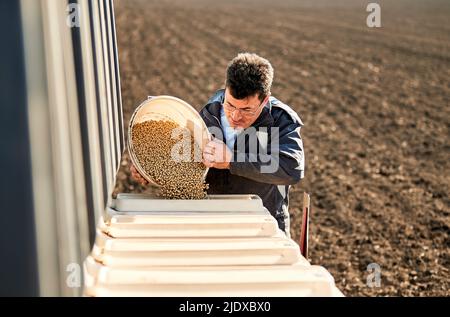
[231, 109, 242, 121]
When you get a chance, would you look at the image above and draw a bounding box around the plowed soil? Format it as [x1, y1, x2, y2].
[113, 0, 450, 296]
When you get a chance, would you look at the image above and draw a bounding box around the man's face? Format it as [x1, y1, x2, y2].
[223, 88, 269, 129]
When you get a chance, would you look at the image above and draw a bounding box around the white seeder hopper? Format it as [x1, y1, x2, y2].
[83, 194, 343, 297]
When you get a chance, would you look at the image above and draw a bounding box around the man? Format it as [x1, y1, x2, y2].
[131, 53, 305, 236]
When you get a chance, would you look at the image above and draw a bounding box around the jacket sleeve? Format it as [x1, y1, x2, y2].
[229, 119, 305, 185]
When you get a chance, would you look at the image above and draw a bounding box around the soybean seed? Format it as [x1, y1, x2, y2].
[131, 120, 208, 199]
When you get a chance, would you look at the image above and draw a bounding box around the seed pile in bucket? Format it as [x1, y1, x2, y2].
[131, 120, 209, 199]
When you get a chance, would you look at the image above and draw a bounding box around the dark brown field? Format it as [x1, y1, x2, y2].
[113, 0, 450, 296]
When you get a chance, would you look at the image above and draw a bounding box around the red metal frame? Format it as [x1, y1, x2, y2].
[299, 192, 310, 259]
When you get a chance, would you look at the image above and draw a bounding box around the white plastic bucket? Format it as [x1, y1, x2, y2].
[128, 95, 211, 187]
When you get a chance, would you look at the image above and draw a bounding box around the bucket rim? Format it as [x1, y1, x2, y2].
[127, 95, 212, 187]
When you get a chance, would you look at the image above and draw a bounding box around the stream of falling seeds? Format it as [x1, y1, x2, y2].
[131, 120, 209, 199]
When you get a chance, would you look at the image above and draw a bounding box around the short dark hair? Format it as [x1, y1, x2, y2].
[225, 53, 273, 102]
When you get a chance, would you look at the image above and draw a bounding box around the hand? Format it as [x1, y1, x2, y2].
[202, 138, 232, 169]
[130, 164, 148, 185]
